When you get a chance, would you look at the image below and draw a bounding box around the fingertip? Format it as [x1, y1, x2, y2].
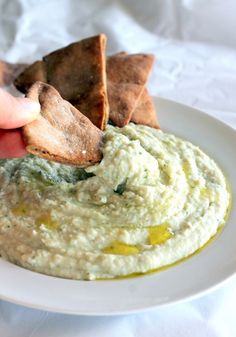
[16, 97, 41, 119]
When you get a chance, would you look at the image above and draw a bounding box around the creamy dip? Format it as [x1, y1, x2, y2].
[0, 124, 230, 280]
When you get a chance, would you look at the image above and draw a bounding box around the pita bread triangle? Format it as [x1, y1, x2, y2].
[14, 34, 109, 130]
[13, 61, 46, 91]
[23, 82, 103, 166]
[106, 52, 155, 127]
[131, 88, 160, 129]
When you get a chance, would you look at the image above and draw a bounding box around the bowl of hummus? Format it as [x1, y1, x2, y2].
[0, 121, 230, 280]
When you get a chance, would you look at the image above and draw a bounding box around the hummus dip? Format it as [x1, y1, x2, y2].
[0, 124, 230, 280]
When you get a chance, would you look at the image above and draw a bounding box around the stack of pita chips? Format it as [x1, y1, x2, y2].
[15, 35, 109, 131]
[12, 34, 159, 166]
[107, 52, 159, 128]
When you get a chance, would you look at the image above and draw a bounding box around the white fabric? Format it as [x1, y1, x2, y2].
[0, 0, 236, 335]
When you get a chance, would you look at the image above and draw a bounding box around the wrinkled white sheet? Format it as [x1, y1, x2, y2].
[0, 0, 236, 336]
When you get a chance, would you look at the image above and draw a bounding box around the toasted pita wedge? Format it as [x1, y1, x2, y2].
[106, 53, 155, 127]
[23, 82, 103, 166]
[14, 61, 46, 92]
[0, 60, 27, 87]
[131, 88, 160, 129]
[14, 34, 109, 130]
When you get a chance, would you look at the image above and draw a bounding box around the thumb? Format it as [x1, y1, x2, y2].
[0, 89, 40, 129]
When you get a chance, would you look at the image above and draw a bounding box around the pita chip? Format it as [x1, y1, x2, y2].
[106, 53, 155, 127]
[14, 34, 109, 130]
[23, 82, 103, 166]
[14, 61, 46, 92]
[0, 60, 27, 87]
[131, 88, 160, 129]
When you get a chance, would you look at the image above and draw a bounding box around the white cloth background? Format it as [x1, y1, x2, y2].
[0, 0, 236, 336]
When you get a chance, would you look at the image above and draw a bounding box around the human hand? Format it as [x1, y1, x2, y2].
[0, 88, 40, 158]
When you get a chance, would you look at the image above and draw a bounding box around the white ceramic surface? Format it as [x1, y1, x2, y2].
[0, 97, 235, 316]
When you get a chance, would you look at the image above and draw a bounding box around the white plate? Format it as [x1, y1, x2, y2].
[0, 97, 235, 315]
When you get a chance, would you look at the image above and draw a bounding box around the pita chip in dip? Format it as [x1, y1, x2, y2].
[23, 81, 103, 167]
